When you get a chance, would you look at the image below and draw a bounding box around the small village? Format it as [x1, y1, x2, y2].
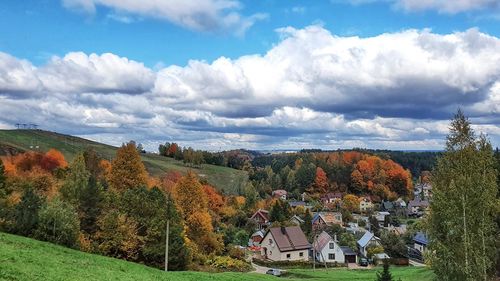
[247, 182, 432, 271]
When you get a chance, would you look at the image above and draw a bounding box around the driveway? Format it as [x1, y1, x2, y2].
[251, 261, 273, 274]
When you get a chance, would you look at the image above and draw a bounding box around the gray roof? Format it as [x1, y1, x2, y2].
[340, 246, 356, 256]
[414, 232, 428, 245]
[357, 231, 378, 248]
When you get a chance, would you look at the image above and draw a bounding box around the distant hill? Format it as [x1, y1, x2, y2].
[0, 130, 247, 194]
[0, 231, 434, 281]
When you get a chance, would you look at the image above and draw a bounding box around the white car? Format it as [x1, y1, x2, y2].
[265, 268, 282, 277]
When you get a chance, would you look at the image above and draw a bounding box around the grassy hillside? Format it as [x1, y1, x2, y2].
[0, 232, 433, 281]
[0, 130, 247, 194]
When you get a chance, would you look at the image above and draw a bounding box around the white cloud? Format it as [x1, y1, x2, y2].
[0, 26, 500, 150]
[395, 0, 499, 14]
[62, 0, 267, 34]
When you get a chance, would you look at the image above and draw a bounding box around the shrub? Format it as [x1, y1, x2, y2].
[35, 197, 80, 248]
[206, 256, 252, 272]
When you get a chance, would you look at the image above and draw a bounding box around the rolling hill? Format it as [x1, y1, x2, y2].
[0, 129, 247, 194]
[0, 232, 434, 281]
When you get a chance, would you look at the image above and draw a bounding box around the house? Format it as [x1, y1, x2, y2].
[289, 215, 305, 226]
[260, 226, 311, 261]
[414, 183, 432, 199]
[320, 192, 343, 205]
[373, 253, 391, 265]
[407, 198, 430, 217]
[249, 230, 265, 246]
[359, 196, 373, 212]
[250, 209, 270, 230]
[374, 211, 390, 227]
[413, 232, 428, 253]
[346, 222, 367, 235]
[272, 189, 288, 200]
[313, 231, 357, 264]
[381, 201, 395, 213]
[386, 224, 407, 236]
[357, 231, 382, 257]
[312, 212, 343, 230]
[289, 201, 306, 208]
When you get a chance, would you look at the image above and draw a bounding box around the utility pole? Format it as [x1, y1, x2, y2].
[165, 219, 169, 272]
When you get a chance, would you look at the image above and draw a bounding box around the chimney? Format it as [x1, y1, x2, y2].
[334, 234, 338, 242]
[281, 226, 286, 235]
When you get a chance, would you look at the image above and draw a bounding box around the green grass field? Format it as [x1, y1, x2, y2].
[0, 130, 247, 194]
[0, 232, 434, 281]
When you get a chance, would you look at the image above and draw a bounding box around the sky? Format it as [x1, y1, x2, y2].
[0, 0, 499, 151]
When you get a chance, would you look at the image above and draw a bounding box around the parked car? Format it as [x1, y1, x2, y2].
[266, 269, 282, 277]
[359, 258, 369, 266]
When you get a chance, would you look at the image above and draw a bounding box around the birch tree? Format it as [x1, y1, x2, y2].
[429, 110, 498, 281]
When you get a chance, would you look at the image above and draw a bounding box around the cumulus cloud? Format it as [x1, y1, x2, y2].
[1, 26, 499, 150]
[62, 0, 267, 34]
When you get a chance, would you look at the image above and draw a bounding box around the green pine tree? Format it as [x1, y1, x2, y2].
[60, 153, 90, 206]
[429, 110, 498, 281]
[375, 259, 394, 281]
[13, 187, 43, 237]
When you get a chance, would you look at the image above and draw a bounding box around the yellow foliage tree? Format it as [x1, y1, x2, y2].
[109, 142, 148, 191]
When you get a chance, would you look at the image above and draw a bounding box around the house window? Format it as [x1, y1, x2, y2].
[286, 254, 291, 259]
[329, 242, 334, 249]
[299, 252, 304, 257]
[328, 253, 335, 260]
[269, 239, 273, 244]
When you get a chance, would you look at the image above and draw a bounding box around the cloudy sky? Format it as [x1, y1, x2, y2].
[1, 0, 499, 151]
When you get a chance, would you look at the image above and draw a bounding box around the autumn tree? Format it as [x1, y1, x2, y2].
[429, 110, 498, 281]
[109, 142, 148, 191]
[97, 210, 143, 260]
[342, 194, 360, 213]
[0, 160, 5, 189]
[41, 149, 68, 172]
[351, 169, 364, 194]
[172, 171, 222, 257]
[308, 167, 328, 197]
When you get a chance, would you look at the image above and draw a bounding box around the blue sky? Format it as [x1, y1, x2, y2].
[0, 0, 499, 151]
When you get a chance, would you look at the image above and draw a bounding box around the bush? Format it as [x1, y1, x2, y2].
[252, 258, 347, 269]
[206, 256, 252, 272]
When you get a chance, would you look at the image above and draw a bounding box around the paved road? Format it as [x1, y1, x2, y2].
[409, 259, 426, 267]
[251, 262, 273, 274]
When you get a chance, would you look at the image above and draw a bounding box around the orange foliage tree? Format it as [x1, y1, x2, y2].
[41, 149, 68, 171]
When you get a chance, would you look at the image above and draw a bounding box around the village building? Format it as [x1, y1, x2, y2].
[289, 215, 305, 226]
[407, 198, 430, 217]
[357, 231, 382, 257]
[312, 212, 343, 230]
[313, 231, 357, 264]
[272, 189, 288, 200]
[260, 226, 311, 261]
[249, 230, 265, 246]
[320, 192, 343, 205]
[359, 196, 373, 212]
[413, 232, 428, 253]
[250, 209, 270, 230]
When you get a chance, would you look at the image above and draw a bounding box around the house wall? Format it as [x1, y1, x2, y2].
[260, 232, 308, 261]
[316, 241, 345, 263]
[414, 242, 426, 253]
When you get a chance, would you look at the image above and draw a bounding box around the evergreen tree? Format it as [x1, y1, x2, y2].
[79, 177, 103, 235]
[12, 188, 43, 237]
[60, 153, 90, 206]
[302, 209, 313, 236]
[429, 110, 498, 281]
[109, 142, 148, 191]
[164, 193, 189, 270]
[375, 259, 396, 281]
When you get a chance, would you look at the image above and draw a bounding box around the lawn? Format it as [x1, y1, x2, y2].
[0, 232, 434, 281]
[0, 129, 247, 194]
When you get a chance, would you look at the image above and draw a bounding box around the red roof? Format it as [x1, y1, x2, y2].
[251, 209, 270, 222]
